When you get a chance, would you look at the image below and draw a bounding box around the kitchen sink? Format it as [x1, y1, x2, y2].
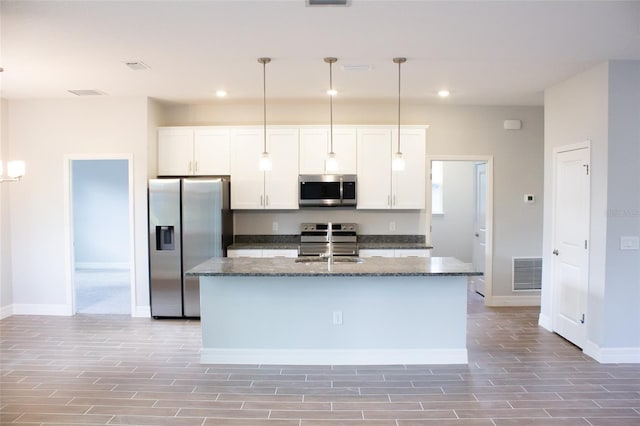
[295, 257, 364, 264]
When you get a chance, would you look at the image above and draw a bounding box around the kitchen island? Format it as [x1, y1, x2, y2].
[188, 256, 481, 365]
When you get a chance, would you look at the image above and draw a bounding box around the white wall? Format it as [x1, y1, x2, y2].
[160, 102, 545, 300]
[542, 60, 640, 360]
[72, 159, 129, 267]
[7, 97, 151, 316]
[0, 98, 14, 318]
[431, 161, 475, 262]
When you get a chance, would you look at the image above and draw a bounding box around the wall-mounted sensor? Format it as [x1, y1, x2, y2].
[524, 194, 535, 203]
[504, 119, 522, 130]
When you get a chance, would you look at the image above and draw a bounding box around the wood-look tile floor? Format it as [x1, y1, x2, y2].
[1, 288, 639, 426]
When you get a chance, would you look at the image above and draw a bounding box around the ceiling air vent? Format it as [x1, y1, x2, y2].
[68, 89, 106, 96]
[307, 0, 349, 6]
[124, 61, 150, 71]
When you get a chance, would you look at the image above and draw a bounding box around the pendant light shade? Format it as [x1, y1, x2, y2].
[324, 57, 339, 173]
[258, 57, 272, 171]
[392, 57, 406, 171]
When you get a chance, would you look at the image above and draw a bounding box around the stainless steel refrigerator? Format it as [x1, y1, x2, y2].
[148, 178, 232, 318]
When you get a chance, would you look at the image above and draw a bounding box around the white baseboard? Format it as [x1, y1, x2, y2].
[133, 305, 151, 318]
[201, 348, 468, 365]
[0, 304, 13, 320]
[486, 295, 541, 307]
[538, 313, 553, 331]
[584, 340, 640, 364]
[75, 262, 130, 270]
[11, 304, 72, 316]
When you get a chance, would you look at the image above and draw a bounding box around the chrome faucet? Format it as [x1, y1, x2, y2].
[327, 222, 334, 269]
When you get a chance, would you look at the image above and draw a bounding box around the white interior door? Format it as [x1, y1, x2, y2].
[471, 162, 487, 296]
[552, 146, 590, 348]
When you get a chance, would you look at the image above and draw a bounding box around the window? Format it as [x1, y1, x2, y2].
[431, 160, 444, 214]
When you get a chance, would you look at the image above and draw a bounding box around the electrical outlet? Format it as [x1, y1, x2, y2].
[332, 311, 343, 325]
[389, 221, 396, 231]
[272, 221, 278, 231]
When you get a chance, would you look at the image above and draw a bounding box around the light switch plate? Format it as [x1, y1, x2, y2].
[620, 236, 640, 250]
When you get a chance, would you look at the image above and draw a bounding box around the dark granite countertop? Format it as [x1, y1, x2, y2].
[187, 256, 481, 277]
[228, 242, 300, 250]
[358, 242, 433, 250]
[229, 235, 432, 251]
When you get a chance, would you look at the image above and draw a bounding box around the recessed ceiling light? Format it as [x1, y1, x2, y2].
[216, 90, 228, 98]
[438, 89, 450, 98]
[326, 89, 338, 96]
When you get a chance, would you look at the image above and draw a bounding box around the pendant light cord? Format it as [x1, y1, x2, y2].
[329, 59, 334, 153]
[324, 57, 337, 154]
[397, 61, 401, 152]
[393, 57, 406, 155]
[263, 59, 267, 153]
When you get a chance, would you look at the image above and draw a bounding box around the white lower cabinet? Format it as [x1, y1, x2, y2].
[261, 249, 298, 258]
[227, 249, 298, 258]
[359, 248, 431, 258]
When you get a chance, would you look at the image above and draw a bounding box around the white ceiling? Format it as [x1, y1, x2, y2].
[2, 0, 639, 105]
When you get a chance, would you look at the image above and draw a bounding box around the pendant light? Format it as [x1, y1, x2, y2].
[324, 57, 339, 173]
[258, 57, 272, 171]
[392, 57, 406, 171]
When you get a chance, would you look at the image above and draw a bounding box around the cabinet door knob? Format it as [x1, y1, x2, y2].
[553, 249, 559, 256]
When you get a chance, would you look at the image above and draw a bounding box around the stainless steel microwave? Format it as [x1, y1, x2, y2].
[299, 174, 357, 207]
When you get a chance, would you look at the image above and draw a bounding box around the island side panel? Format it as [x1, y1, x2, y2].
[199, 275, 468, 365]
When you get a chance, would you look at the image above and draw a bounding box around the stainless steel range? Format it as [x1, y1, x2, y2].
[299, 223, 358, 257]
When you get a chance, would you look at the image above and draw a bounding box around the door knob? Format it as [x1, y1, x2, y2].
[553, 249, 559, 256]
[475, 233, 479, 237]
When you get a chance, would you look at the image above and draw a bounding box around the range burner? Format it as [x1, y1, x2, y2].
[299, 223, 358, 257]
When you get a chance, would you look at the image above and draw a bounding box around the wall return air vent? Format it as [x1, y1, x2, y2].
[512, 257, 542, 291]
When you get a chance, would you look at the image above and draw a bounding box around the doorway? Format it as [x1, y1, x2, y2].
[428, 156, 493, 303]
[69, 158, 133, 315]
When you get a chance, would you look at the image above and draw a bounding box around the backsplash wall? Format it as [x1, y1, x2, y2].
[233, 210, 426, 236]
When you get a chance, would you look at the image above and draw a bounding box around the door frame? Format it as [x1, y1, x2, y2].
[63, 154, 136, 315]
[426, 155, 494, 304]
[550, 140, 591, 347]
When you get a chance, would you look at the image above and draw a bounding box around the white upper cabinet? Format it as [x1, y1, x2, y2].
[357, 127, 393, 209]
[391, 127, 426, 209]
[357, 126, 426, 210]
[193, 128, 231, 175]
[230, 127, 264, 209]
[158, 128, 195, 176]
[158, 127, 230, 176]
[230, 127, 299, 210]
[299, 126, 357, 174]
